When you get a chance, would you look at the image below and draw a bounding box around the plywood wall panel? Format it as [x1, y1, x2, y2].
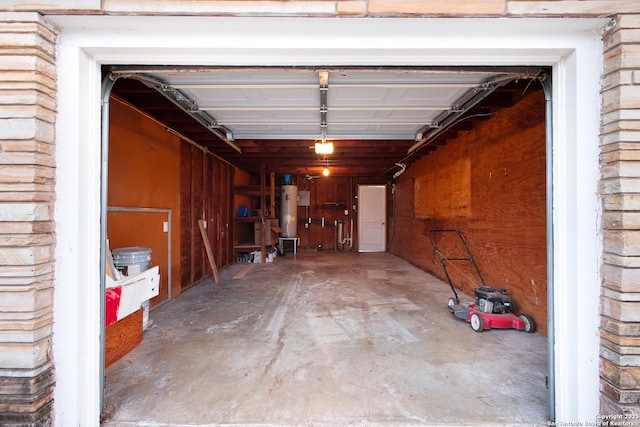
[390, 87, 548, 335]
[414, 156, 471, 219]
[107, 211, 170, 306]
[110, 97, 235, 294]
[108, 97, 182, 301]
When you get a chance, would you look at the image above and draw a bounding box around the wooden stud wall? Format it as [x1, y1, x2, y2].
[190, 149, 205, 284]
[264, 175, 384, 252]
[296, 176, 353, 251]
[180, 144, 234, 289]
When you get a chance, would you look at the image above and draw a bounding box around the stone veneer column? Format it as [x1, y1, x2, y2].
[601, 14, 640, 416]
[0, 12, 56, 426]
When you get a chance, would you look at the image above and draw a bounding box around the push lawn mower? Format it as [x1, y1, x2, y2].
[430, 229, 536, 333]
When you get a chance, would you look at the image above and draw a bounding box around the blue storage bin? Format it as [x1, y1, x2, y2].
[237, 205, 249, 217]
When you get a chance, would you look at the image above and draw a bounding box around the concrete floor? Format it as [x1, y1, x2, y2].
[103, 251, 548, 426]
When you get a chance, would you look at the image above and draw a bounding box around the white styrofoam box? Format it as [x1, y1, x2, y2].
[106, 266, 160, 321]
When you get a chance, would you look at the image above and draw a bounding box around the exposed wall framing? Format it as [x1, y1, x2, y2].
[180, 133, 234, 289]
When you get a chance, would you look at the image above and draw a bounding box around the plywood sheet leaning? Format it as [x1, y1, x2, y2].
[198, 219, 220, 283]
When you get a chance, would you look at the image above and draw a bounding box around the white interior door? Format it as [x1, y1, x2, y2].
[358, 185, 386, 252]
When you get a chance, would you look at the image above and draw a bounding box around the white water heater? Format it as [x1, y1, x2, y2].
[280, 185, 298, 237]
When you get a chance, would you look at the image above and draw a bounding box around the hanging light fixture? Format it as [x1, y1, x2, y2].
[316, 72, 333, 172]
[314, 131, 331, 176]
[315, 132, 333, 155]
[315, 142, 333, 155]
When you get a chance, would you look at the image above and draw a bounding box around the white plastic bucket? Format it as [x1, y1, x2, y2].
[112, 246, 152, 276]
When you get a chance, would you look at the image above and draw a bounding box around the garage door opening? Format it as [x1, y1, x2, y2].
[101, 64, 551, 425]
[49, 15, 605, 425]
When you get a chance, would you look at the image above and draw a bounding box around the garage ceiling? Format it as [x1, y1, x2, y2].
[109, 66, 544, 178]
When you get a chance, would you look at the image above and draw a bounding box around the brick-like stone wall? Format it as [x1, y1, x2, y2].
[601, 14, 640, 416]
[0, 12, 56, 427]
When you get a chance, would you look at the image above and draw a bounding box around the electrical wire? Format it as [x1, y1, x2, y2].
[381, 111, 497, 178]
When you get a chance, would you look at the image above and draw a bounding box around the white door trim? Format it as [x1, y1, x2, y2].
[48, 15, 607, 425]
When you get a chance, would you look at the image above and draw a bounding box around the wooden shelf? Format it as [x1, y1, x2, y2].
[232, 167, 276, 263]
[234, 216, 263, 222]
[234, 185, 263, 196]
[234, 243, 261, 252]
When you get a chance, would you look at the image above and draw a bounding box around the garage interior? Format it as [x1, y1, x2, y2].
[102, 66, 549, 425]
